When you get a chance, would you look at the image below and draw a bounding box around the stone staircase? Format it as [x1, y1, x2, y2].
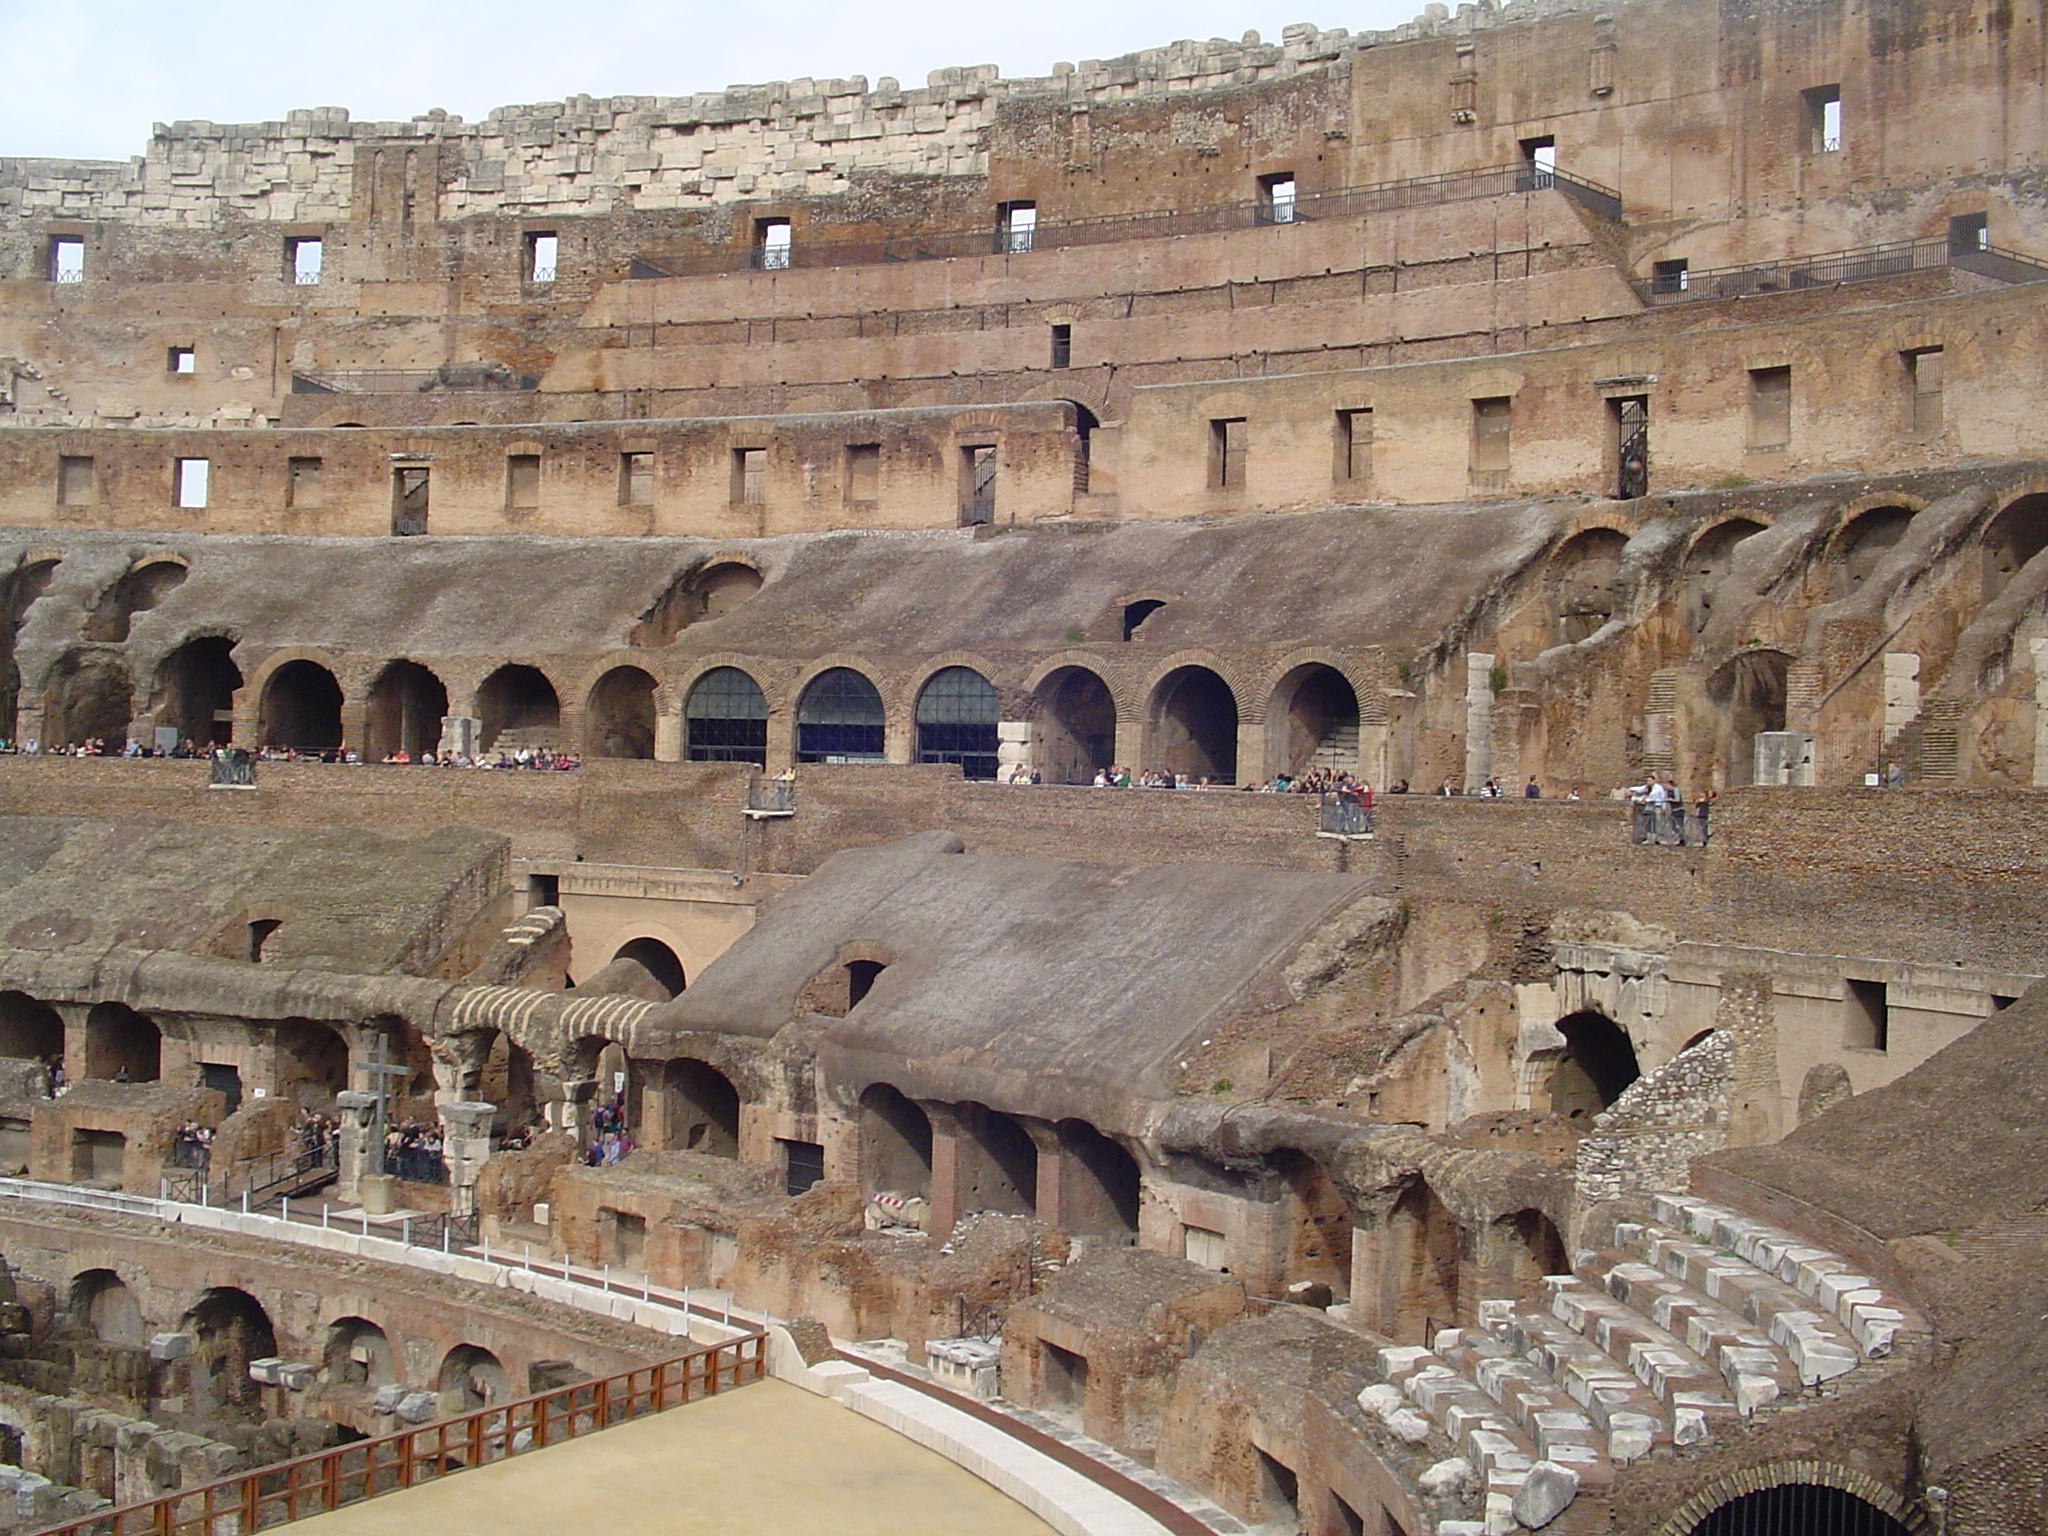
[1354, 1193, 1923, 1534]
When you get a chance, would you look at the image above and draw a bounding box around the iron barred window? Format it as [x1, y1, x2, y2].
[915, 666, 999, 779]
[796, 668, 885, 762]
[684, 667, 769, 765]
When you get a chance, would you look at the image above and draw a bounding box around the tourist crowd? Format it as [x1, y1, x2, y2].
[169, 1121, 214, 1169]
[0, 738, 583, 769]
[385, 1121, 448, 1183]
[583, 1093, 633, 1167]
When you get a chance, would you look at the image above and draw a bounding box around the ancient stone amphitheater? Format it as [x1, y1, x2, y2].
[0, 0, 2041, 1532]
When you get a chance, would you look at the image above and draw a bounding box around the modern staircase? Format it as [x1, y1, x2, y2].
[1355, 1194, 1922, 1533]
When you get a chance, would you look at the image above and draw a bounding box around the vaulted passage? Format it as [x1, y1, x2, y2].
[684, 667, 768, 765]
[1265, 664, 1359, 778]
[185, 1288, 277, 1414]
[85, 560, 186, 643]
[1688, 1485, 1910, 1536]
[1057, 1120, 1139, 1240]
[364, 660, 448, 759]
[586, 665, 658, 759]
[797, 667, 884, 763]
[477, 664, 560, 751]
[438, 1344, 507, 1412]
[1708, 649, 1790, 787]
[42, 649, 133, 748]
[957, 1102, 1038, 1218]
[613, 937, 685, 998]
[70, 1270, 145, 1348]
[324, 1316, 396, 1389]
[258, 660, 344, 753]
[1981, 492, 2048, 601]
[275, 1018, 351, 1110]
[154, 636, 241, 749]
[657, 1058, 739, 1155]
[1381, 1178, 1463, 1343]
[1032, 666, 1115, 784]
[859, 1083, 932, 1201]
[83, 1002, 159, 1082]
[1549, 1010, 1641, 1116]
[1830, 506, 1914, 598]
[1146, 666, 1237, 782]
[915, 666, 999, 779]
[0, 992, 63, 1063]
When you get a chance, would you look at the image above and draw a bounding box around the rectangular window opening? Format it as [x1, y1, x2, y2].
[732, 446, 766, 506]
[1471, 397, 1512, 475]
[49, 236, 83, 284]
[529, 873, 560, 910]
[780, 1139, 826, 1196]
[506, 453, 541, 510]
[1905, 348, 1943, 437]
[1652, 257, 1690, 296]
[1258, 174, 1297, 225]
[1948, 212, 1991, 255]
[173, 457, 210, 510]
[57, 455, 94, 507]
[620, 451, 654, 506]
[1050, 323, 1072, 370]
[846, 442, 880, 504]
[755, 219, 792, 271]
[1805, 85, 1842, 154]
[1254, 1450, 1299, 1523]
[1209, 417, 1247, 491]
[1611, 394, 1649, 499]
[999, 201, 1037, 254]
[168, 346, 196, 375]
[1520, 135, 1557, 187]
[1749, 366, 1792, 450]
[1336, 408, 1374, 484]
[286, 456, 323, 509]
[392, 466, 430, 535]
[1183, 1224, 1228, 1271]
[1040, 1342, 1088, 1411]
[526, 232, 558, 284]
[961, 444, 997, 526]
[287, 237, 323, 286]
[1844, 977, 1889, 1051]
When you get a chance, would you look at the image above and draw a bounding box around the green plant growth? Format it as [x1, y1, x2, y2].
[1064, 627, 1087, 645]
[1489, 663, 1509, 695]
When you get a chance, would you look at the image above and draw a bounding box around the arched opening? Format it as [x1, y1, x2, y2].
[83, 1003, 159, 1082]
[957, 1102, 1038, 1218]
[70, 1269, 145, 1348]
[1381, 1179, 1462, 1343]
[1550, 528, 1629, 644]
[1031, 666, 1115, 784]
[478, 1031, 537, 1138]
[154, 636, 241, 748]
[915, 667, 999, 779]
[0, 558, 60, 742]
[324, 1317, 396, 1390]
[275, 1018, 351, 1111]
[585, 666, 658, 759]
[437, 1344, 507, 1413]
[1688, 1485, 1911, 1536]
[632, 562, 763, 646]
[1146, 665, 1238, 782]
[659, 1058, 739, 1156]
[1276, 1149, 1353, 1300]
[86, 560, 187, 644]
[258, 660, 344, 753]
[858, 1084, 932, 1200]
[364, 661, 448, 760]
[185, 1287, 277, 1413]
[476, 665, 560, 752]
[1981, 492, 2048, 602]
[1501, 1209, 1569, 1291]
[1548, 1011, 1641, 1117]
[846, 959, 886, 1009]
[1264, 664, 1360, 779]
[1058, 1121, 1140, 1241]
[0, 992, 63, 1064]
[1707, 650, 1790, 787]
[1122, 599, 1167, 641]
[684, 667, 768, 765]
[612, 938, 685, 999]
[42, 650, 133, 749]
[1830, 506, 1916, 599]
[1683, 518, 1766, 634]
[796, 668, 885, 763]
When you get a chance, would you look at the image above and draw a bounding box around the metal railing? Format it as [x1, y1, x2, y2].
[956, 1297, 1004, 1343]
[160, 1139, 338, 1208]
[207, 752, 256, 787]
[745, 778, 796, 816]
[290, 366, 541, 395]
[1629, 803, 1711, 847]
[1634, 236, 2048, 305]
[630, 162, 1621, 280]
[30, 1335, 766, 1536]
[388, 1144, 448, 1185]
[1317, 792, 1375, 838]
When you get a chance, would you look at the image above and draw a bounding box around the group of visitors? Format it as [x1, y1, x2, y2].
[1246, 767, 1369, 797]
[170, 1121, 214, 1169]
[385, 1121, 448, 1183]
[0, 738, 583, 768]
[40, 1057, 68, 1098]
[376, 747, 584, 770]
[998, 764, 1044, 785]
[295, 1108, 340, 1165]
[1087, 767, 1221, 789]
[1615, 778, 1716, 844]
[583, 1094, 632, 1166]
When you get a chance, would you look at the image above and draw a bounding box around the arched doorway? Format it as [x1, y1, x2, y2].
[957, 1102, 1038, 1218]
[86, 560, 187, 644]
[659, 1059, 739, 1156]
[275, 1018, 351, 1110]
[632, 562, 764, 645]
[1381, 1179, 1462, 1343]
[185, 1288, 277, 1413]
[258, 660, 343, 753]
[1830, 506, 1915, 599]
[1058, 1120, 1140, 1241]
[154, 637, 241, 748]
[1276, 1149, 1353, 1299]
[324, 1317, 396, 1389]
[915, 667, 999, 779]
[683, 667, 768, 765]
[612, 938, 685, 999]
[476, 665, 560, 751]
[585, 666, 657, 759]
[1708, 649, 1790, 787]
[70, 1269, 145, 1347]
[83, 1003, 159, 1082]
[1500, 1208, 1568, 1291]
[1981, 492, 2048, 602]
[0, 559, 60, 743]
[1547, 1011, 1641, 1117]
[1031, 666, 1115, 784]
[858, 1084, 932, 1200]
[1265, 665, 1360, 779]
[438, 1344, 507, 1412]
[364, 661, 448, 760]
[0, 992, 63, 1063]
[1550, 528, 1629, 644]
[796, 668, 885, 763]
[42, 650, 133, 749]
[1688, 1484, 1911, 1536]
[1146, 666, 1238, 782]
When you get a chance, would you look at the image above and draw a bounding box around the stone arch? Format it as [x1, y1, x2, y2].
[0, 992, 63, 1063]
[801, 942, 897, 1017]
[1981, 491, 2048, 602]
[476, 664, 561, 751]
[85, 557, 188, 644]
[1057, 1120, 1140, 1242]
[858, 1084, 932, 1201]
[1115, 591, 1176, 642]
[795, 665, 886, 763]
[657, 1058, 739, 1156]
[257, 658, 344, 753]
[1499, 1208, 1568, 1292]
[364, 660, 449, 760]
[914, 665, 1000, 779]
[184, 1287, 277, 1413]
[1145, 663, 1239, 782]
[0, 556, 61, 743]
[682, 664, 769, 765]
[956, 1102, 1038, 1218]
[1829, 505, 1918, 599]
[1262, 661, 1362, 779]
[1546, 1010, 1642, 1117]
[1027, 662, 1118, 784]
[1274, 1149, 1353, 1299]
[1549, 527, 1631, 644]
[1380, 1177, 1463, 1343]
[275, 1018, 351, 1110]
[1706, 648, 1793, 787]
[83, 1002, 159, 1082]
[153, 635, 242, 748]
[1682, 518, 1767, 635]
[613, 937, 686, 998]
[41, 649, 133, 748]
[68, 1269, 145, 1348]
[1659, 1466, 1920, 1536]
[585, 665, 658, 759]
[631, 557, 764, 646]
[437, 1343, 508, 1412]
[324, 1316, 396, 1389]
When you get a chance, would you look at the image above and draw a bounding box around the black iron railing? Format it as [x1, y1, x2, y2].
[207, 751, 255, 787]
[1318, 793, 1375, 838]
[1634, 237, 2048, 306]
[1630, 803, 1712, 847]
[745, 778, 796, 815]
[291, 366, 540, 395]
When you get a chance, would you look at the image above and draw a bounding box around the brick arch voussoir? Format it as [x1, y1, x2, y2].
[1654, 1460, 1922, 1536]
[244, 646, 355, 708]
[1140, 650, 1249, 723]
[1021, 651, 1129, 720]
[575, 652, 673, 720]
[1253, 648, 1374, 729]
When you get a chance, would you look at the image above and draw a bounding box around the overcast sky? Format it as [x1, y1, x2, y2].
[0, 1, 1427, 162]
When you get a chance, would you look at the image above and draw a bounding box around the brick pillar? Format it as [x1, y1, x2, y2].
[1024, 1120, 1063, 1228]
[1114, 716, 1144, 772]
[924, 1103, 967, 1242]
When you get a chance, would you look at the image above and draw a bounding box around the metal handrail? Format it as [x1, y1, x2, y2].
[630, 162, 1621, 279]
[30, 1333, 767, 1536]
[1633, 236, 2048, 306]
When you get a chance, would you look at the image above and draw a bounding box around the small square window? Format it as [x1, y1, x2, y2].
[1209, 418, 1248, 490]
[1336, 409, 1374, 483]
[286, 456, 323, 509]
[1050, 323, 1072, 369]
[57, 456, 94, 507]
[49, 237, 83, 284]
[755, 220, 791, 271]
[173, 458, 210, 509]
[846, 443, 879, 504]
[526, 232, 558, 284]
[1804, 85, 1842, 154]
[961, 444, 997, 525]
[732, 447, 766, 505]
[1258, 174, 1297, 225]
[1651, 258, 1690, 296]
[998, 201, 1037, 254]
[1905, 348, 1943, 436]
[620, 451, 654, 506]
[287, 237, 323, 285]
[168, 346, 196, 375]
[506, 453, 541, 510]
[1843, 977, 1888, 1051]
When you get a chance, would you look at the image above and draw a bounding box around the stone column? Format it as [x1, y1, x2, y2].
[1023, 1121, 1064, 1230]
[653, 711, 683, 762]
[923, 1102, 967, 1243]
[1463, 653, 1495, 792]
[2032, 639, 2048, 787]
[1882, 653, 1921, 745]
[333, 1090, 378, 1202]
[438, 1101, 495, 1217]
[1234, 719, 1264, 787]
[1114, 717, 1144, 773]
[556, 1079, 597, 1144]
[438, 716, 481, 760]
